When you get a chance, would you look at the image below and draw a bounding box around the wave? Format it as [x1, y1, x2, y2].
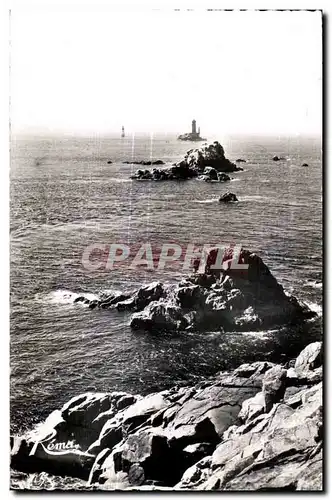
[11, 470, 88, 491]
[305, 280, 322, 289]
[239, 195, 270, 203]
[34, 289, 99, 306]
[304, 301, 322, 317]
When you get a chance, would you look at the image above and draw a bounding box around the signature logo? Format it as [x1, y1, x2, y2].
[29, 429, 94, 458]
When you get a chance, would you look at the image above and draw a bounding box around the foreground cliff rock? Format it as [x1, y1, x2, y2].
[130, 142, 242, 181]
[73, 249, 316, 333]
[11, 341, 323, 490]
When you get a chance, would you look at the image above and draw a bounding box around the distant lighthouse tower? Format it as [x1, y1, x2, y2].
[121, 126, 125, 138]
[191, 119, 197, 135]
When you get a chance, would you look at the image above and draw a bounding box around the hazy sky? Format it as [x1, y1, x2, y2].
[10, 9, 322, 135]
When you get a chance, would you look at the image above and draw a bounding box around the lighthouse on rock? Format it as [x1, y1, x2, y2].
[178, 119, 206, 142]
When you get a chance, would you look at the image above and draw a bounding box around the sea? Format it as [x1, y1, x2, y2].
[10, 133, 323, 449]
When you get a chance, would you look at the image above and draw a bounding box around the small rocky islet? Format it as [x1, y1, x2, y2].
[129, 141, 242, 182]
[73, 248, 316, 334]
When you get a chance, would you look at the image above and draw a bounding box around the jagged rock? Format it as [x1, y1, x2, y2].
[181, 142, 242, 173]
[294, 341, 322, 373]
[272, 155, 286, 161]
[73, 249, 317, 333]
[284, 342, 323, 389]
[198, 168, 231, 183]
[130, 301, 188, 331]
[238, 392, 265, 422]
[107, 160, 113, 164]
[123, 160, 157, 166]
[218, 172, 231, 182]
[116, 282, 164, 312]
[87, 392, 170, 457]
[262, 365, 287, 412]
[233, 361, 275, 378]
[236, 158, 246, 163]
[128, 463, 146, 485]
[175, 456, 212, 489]
[203, 166, 218, 181]
[11, 343, 323, 491]
[10, 392, 131, 479]
[99, 293, 131, 309]
[88, 368, 267, 487]
[178, 133, 207, 142]
[302, 163, 309, 167]
[287, 366, 323, 386]
[176, 382, 322, 490]
[219, 192, 238, 203]
[74, 296, 85, 303]
[130, 142, 242, 181]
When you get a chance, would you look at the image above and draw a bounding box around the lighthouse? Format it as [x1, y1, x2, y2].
[178, 119, 206, 141]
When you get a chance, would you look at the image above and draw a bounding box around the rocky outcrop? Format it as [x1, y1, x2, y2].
[130, 165, 197, 181]
[72, 249, 316, 333]
[219, 192, 238, 203]
[302, 163, 309, 167]
[11, 342, 323, 490]
[236, 158, 246, 163]
[198, 168, 231, 183]
[180, 142, 242, 174]
[178, 133, 206, 142]
[130, 142, 242, 181]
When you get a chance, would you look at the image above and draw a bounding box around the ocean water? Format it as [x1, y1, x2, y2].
[10, 133, 322, 434]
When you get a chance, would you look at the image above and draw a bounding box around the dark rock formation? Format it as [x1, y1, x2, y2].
[273, 156, 281, 161]
[203, 166, 218, 181]
[218, 173, 232, 182]
[178, 133, 207, 142]
[197, 168, 232, 183]
[74, 249, 316, 334]
[302, 163, 309, 167]
[11, 342, 323, 490]
[130, 142, 242, 181]
[236, 158, 246, 163]
[182, 142, 242, 173]
[107, 161, 113, 164]
[219, 192, 238, 203]
[123, 160, 165, 166]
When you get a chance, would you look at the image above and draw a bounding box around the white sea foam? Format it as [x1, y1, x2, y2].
[35, 289, 99, 306]
[305, 301, 322, 317]
[194, 198, 217, 204]
[306, 280, 322, 289]
[240, 330, 270, 339]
